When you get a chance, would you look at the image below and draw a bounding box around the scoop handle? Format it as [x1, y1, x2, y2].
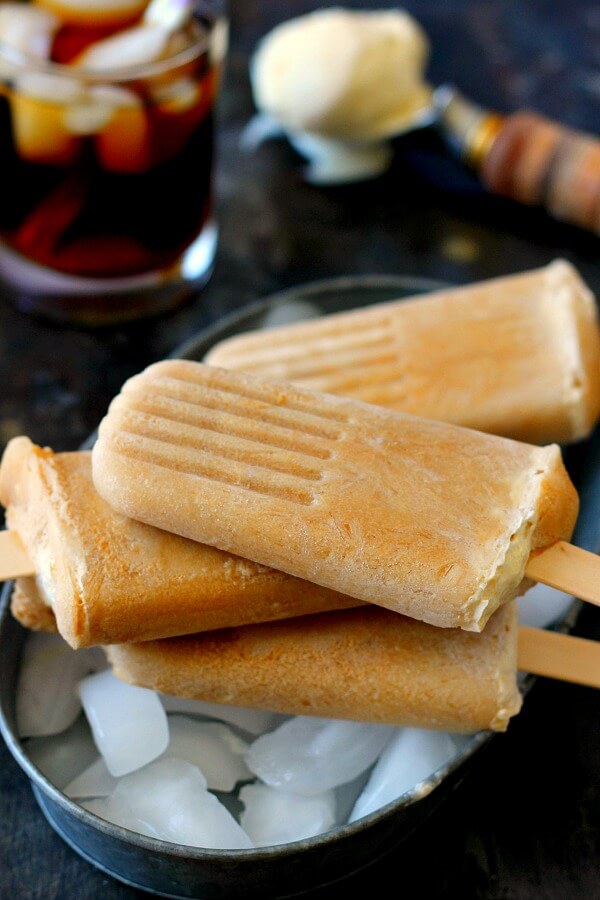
[481, 112, 600, 234]
[435, 86, 600, 235]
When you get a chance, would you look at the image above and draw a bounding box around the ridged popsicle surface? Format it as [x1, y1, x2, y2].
[93, 360, 579, 631]
[206, 261, 600, 445]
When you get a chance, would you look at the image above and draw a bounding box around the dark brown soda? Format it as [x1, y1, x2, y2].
[0, 24, 216, 279]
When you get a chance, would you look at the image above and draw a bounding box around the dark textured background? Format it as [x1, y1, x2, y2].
[1, 1, 600, 897]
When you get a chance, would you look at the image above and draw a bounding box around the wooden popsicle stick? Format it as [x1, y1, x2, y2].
[0, 530, 35, 579]
[518, 626, 600, 689]
[525, 541, 600, 606]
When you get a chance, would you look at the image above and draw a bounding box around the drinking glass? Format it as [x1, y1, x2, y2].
[0, 1, 227, 324]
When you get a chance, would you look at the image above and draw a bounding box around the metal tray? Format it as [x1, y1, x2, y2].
[1, 275, 599, 899]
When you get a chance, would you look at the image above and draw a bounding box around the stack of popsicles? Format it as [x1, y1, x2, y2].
[3, 259, 600, 734]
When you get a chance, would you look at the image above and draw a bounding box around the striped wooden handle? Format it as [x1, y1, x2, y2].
[480, 111, 600, 234]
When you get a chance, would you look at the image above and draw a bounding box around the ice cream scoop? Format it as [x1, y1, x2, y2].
[248, 7, 600, 234]
[251, 8, 431, 143]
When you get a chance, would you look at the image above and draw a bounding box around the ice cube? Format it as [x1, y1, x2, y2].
[518, 583, 574, 629]
[64, 84, 141, 136]
[74, 24, 170, 71]
[11, 74, 83, 165]
[0, 4, 58, 59]
[80, 795, 161, 838]
[334, 768, 373, 824]
[246, 717, 394, 795]
[16, 73, 83, 104]
[78, 670, 169, 777]
[160, 695, 283, 736]
[79, 797, 112, 820]
[93, 92, 150, 173]
[144, 0, 194, 32]
[112, 758, 253, 849]
[349, 728, 458, 822]
[26, 715, 97, 789]
[152, 76, 201, 113]
[17, 632, 90, 738]
[166, 716, 252, 791]
[240, 783, 335, 846]
[37, 0, 148, 28]
[64, 98, 115, 136]
[64, 756, 118, 799]
[262, 300, 322, 329]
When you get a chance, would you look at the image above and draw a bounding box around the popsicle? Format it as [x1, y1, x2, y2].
[206, 260, 600, 445]
[110, 605, 527, 733]
[0, 437, 360, 648]
[105, 603, 511, 733]
[13, 585, 600, 731]
[91, 360, 587, 633]
[10, 579, 57, 634]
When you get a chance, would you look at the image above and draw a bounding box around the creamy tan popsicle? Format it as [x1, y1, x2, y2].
[14, 584, 600, 722]
[92, 360, 579, 632]
[0, 437, 359, 648]
[106, 603, 522, 733]
[206, 260, 600, 445]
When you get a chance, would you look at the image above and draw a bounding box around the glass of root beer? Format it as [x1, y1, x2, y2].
[0, 0, 227, 324]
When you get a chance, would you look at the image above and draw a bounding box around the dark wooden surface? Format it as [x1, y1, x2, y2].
[1, 1, 600, 897]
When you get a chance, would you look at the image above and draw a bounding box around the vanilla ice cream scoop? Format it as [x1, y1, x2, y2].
[251, 7, 431, 142]
[249, 8, 600, 232]
[247, 7, 432, 183]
